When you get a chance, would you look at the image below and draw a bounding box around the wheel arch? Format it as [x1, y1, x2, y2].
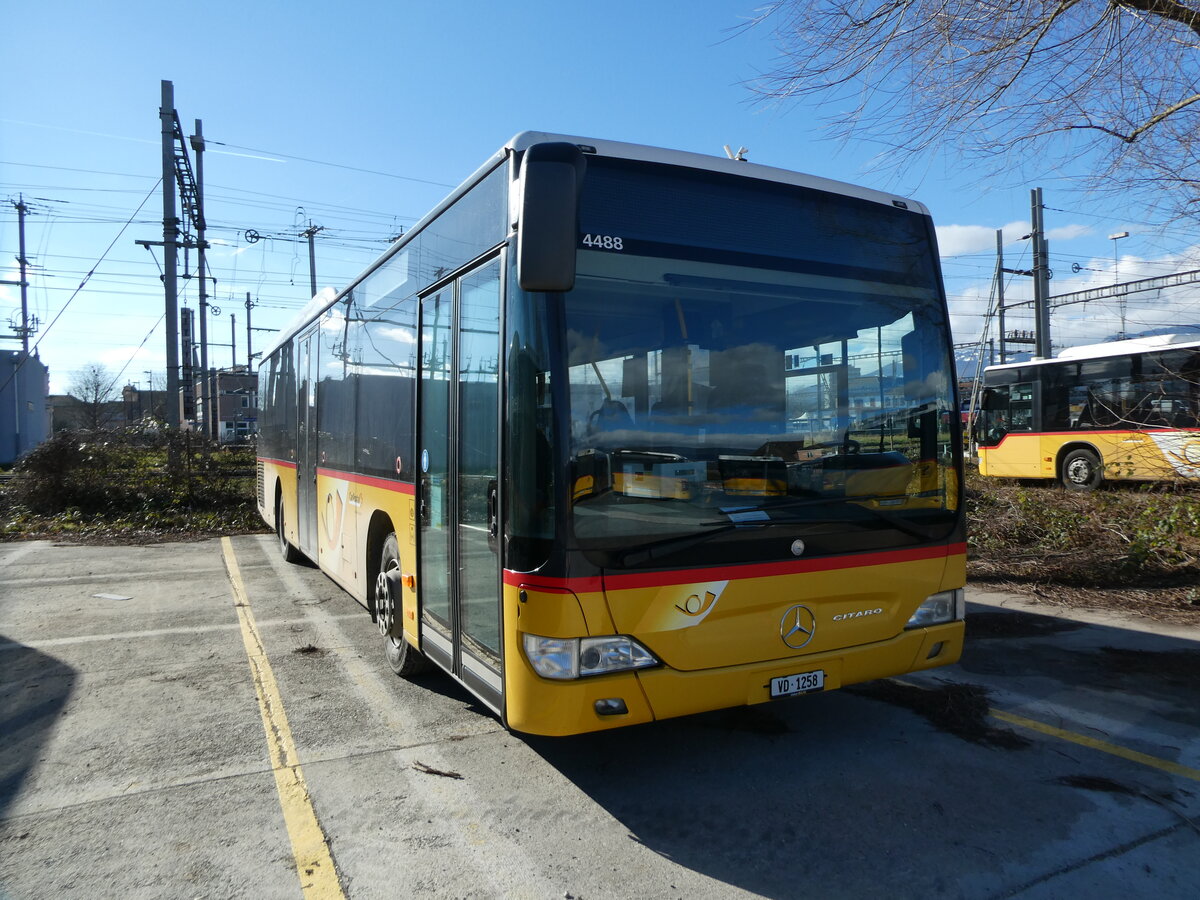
[364, 510, 397, 622]
[1056, 440, 1103, 480]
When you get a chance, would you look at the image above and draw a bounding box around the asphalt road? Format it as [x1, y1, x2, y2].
[2, 535, 1198, 899]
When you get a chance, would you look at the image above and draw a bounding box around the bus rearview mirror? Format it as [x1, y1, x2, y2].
[517, 142, 586, 293]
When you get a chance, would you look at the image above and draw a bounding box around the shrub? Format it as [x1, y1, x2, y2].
[2, 430, 263, 537]
[965, 469, 1200, 589]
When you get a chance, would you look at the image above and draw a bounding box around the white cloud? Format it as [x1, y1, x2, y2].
[936, 222, 1012, 258]
[948, 242, 1200, 356]
[86, 347, 165, 386]
[1048, 246, 1200, 345]
[1046, 224, 1091, 243]
[935, 220, 1076, 257]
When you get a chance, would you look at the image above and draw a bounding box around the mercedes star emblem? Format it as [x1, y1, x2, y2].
[780, 604, 816, 650]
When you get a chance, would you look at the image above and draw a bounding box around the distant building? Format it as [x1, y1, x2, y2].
[193, 366, 258, 443]
[47, 394, 124, 433]
[120, 384, 165, 428]
[0, 351, 51, 466]
[48, 394, 78, 432]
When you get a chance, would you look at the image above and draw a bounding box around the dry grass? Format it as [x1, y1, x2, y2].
[0, 431, 266, 541]
[965, 468, 1200, 624]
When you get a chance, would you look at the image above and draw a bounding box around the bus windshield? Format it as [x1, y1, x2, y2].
[563, 250, 958, 568]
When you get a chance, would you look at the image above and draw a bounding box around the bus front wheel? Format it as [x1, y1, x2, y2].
[1061, 449, 1103, 491]
[377, 533, 432, 677]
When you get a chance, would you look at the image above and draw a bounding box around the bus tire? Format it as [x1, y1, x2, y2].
[378, 533, 432, 677]
[1061, 448, 1103, 491]
[277, 494, 303, 563]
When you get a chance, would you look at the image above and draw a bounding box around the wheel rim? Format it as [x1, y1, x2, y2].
[375, 564, 396, 637]
[1067, 458, 1093, 484]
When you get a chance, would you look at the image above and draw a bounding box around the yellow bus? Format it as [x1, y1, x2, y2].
[256, 133, 966, 736]
[975, 333, 1200, 490]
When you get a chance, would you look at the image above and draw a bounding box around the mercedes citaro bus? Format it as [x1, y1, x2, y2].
[257, 132, 966, 736]
[975, 333, 1200, 490]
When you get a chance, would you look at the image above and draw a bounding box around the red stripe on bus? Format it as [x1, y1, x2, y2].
[504, 542, 967, 592]
[982, 427, 1200, 449]
[510, 574, 606, 593]
[316, 468, 416, 495]
[1030, 428, 1200, 437]
[258, 457, 297, 470]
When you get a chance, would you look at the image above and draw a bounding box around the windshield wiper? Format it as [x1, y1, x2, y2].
[740, 492, 900, 512]
[848, 504, 937, 541]
[741, 493, 941, 541]
[613, 494, 943, 567]
[615, 519, 786, 567]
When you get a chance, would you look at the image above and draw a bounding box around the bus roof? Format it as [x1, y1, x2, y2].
[261, 131, 934, 360]
[507, 131, 932, 216]
[984, 331, 1200, 374]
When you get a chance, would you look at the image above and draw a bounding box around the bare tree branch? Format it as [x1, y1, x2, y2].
[67, 362, 119, 431]
[1115, 0, 1200, 37]
[752, 0, 1200, 221]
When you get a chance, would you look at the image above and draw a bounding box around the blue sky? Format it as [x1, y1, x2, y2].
[4, 0, 1199, 393]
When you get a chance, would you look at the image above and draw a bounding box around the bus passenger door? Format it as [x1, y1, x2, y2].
[418, 259, 503, 710]
[296, 328, 318, 557]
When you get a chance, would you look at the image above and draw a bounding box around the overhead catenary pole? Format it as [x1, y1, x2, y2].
[995, 229, 1006, 365]
[1041, 239, 1050, 350]
[1109, 231, 1130, 338]
[191, 119, 211, 437]
[160, 81, 181, 429]
[144, 370, 155, 420]
[301, 223, 323, 298]
[1031, 188, 1052, 359]
[15, 196, 29, 355]
[245, 292, 253, 370]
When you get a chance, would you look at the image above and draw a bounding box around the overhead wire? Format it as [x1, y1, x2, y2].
[0, 177, 162, 395]
[205, 139, 457, 189]
[1, 138, 445, 379]
[103, 311, 167, 399]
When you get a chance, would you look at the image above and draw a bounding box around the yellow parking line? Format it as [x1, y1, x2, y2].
[222, 537, 346, 899]
[991, 707, 1200, 783]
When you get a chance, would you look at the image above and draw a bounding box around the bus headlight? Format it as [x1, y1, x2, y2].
[579, 636, 658, 676]
[905, 589, 965, 629]
[523, 634, 658, 680]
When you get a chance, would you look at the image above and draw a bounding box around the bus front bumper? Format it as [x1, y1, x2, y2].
[505, 620, 964, 737]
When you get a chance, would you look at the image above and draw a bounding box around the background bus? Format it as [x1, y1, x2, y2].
[256, 132, 966, 736]
[975, 332, 1200, 490]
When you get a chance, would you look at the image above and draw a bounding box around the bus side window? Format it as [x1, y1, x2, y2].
[1008, 383, 1034, 431]
[1069, 384, 1091, 428]
[977, 386, 1009, 446]
[1041, 371, 1071, 431]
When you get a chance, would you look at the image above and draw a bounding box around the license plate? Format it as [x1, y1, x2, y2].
[770, 670, 826, 698]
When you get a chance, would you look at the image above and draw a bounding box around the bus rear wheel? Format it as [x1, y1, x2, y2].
[1061, 448, 1103, 491]
[377, 533, 431, 677]
[276, 494, 303, 563]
